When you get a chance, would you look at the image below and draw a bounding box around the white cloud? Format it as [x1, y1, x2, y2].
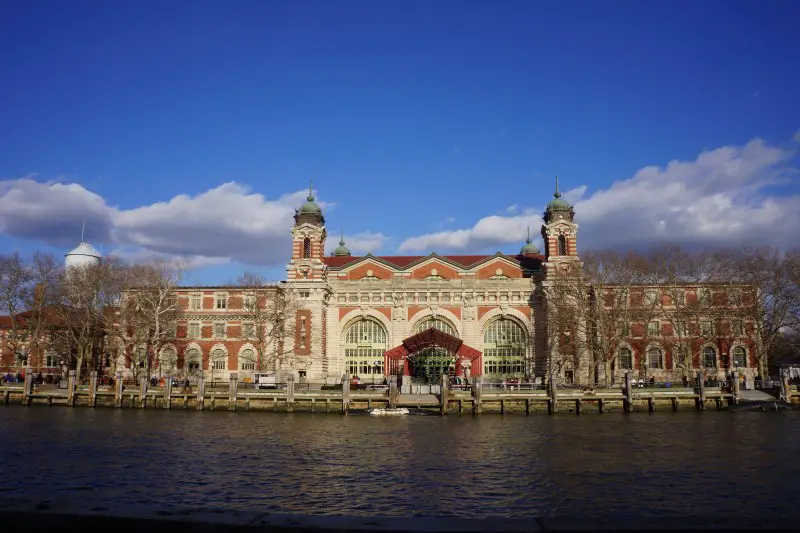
[399, 210, 543, 253]
[399, 134, 800, 253]
[324, 231, 388, 256]
[0, 179, 335, 268]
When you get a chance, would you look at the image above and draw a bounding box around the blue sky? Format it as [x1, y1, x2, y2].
[1, 0, 799, 284]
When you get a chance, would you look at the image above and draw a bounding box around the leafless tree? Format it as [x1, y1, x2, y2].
[0, 252, 33, 370]
[53, 258, 129, 379]
[236, 273, 320, 379]
[723, 247, 800, 378]
[20, 252, 62, 372]
[120, 259, 184, 379]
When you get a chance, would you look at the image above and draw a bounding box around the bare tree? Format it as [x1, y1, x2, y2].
[236, 273, 320, 379]
[724, 247, 800, 378]
[121, 259, 184, 379]
[54, 258, 128, 379]
[20, 252, 62, 372]
[0, 253, 32, 370]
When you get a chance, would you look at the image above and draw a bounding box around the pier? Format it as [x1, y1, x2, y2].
[3, 368, 795, 414]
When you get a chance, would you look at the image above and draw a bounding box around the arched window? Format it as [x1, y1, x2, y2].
[557, 235, 567, 256]
[647, 347, 663, 369]
[483, 319, 527, 377]
[239, 348, 256, 371]
[414, 317, 456, 337]
[185, 348, 201, 376]
[211, 349, 227, 371]
[703, 346, 717, 368]
[732, 346, 747, 368]
[302, 238, 311, 259]
[160, 348, 177, 375]
[617, 347, 632, 370]
[343, 318, 387, 380]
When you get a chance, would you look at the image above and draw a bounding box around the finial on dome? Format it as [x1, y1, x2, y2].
[307, 179, 314, 201]
[340, 230, 346, 246]
[554, 175, 561, 199]
[526, 225, 532, 243]
[81, 221, 85, 242]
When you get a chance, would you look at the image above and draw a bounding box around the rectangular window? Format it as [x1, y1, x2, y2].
[647, 321, 660, 337]
[732, 348, 747, 367]
[214, 323, 226, 339]
[700, 320, 713, 337]
[45, 353, 59, 367]
[244, 294, 256, 308]
[189, 294, 201, 311]
[697, 288, 711, 306]
[188, 323, 201, 339]
[240, 361, 255, 371]
[300, 317, 307, 348]
[731, 319, 744, 336]
[619, 323, 630, 337]
[645, 289, 659, 306]
[671, 290, 685, 306]
[616, 289, 629, 306]
[215, 293, 227, 310]
[242, 323, 255, 338]
[212, 359, 226, 370]
[299, 291, 310, 298]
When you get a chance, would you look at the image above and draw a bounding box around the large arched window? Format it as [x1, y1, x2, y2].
[483, 318, 527, 378]
[558, 235, 567, 256]
[239, 348, 256, 372]
[414, 317, 456, 337]
[160, 348, 177, 376]
[302, 238, 311, 259]
[703, 346, 717, 368]
[185, 349, 201, 376]
[210, 349, 227, 371]
[732, 346, 747, 368]
[617, 347, 633, 370]
[343, 318, 387, 380]
[647, 347, 663, 369]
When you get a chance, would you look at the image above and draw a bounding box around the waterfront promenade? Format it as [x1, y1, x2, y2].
[2, 368, 797, 414]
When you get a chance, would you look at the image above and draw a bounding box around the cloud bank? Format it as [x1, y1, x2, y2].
[0, 179, 387, 267]
[399, 134, 800, 253]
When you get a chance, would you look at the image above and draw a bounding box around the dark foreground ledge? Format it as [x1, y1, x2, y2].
[1, 497, 798, 533]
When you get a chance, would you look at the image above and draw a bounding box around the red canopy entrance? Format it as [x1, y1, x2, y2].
[383, 328, 482, 377]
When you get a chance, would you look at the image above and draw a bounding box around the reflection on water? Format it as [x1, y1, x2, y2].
[1, 408, 799, 518]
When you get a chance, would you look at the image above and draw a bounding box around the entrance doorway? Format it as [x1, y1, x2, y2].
[409, 346, 455, 383]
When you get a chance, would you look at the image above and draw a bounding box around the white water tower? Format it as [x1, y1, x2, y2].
[65, 241, 102, 269]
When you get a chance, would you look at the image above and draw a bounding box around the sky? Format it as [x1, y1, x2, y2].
[1, 0, 799, 285]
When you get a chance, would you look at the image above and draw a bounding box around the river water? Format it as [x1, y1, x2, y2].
[1, 408, 798, 518]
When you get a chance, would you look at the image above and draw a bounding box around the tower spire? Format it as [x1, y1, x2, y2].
[526, 225, 531, 243]
[308, 179, 314, 201]
[554, 175, 561, 198]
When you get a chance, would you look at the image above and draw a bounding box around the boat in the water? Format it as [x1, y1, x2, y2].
[368, 407, 410, 416]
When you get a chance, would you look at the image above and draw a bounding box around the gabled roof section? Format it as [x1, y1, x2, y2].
[322, 252, 545, 271]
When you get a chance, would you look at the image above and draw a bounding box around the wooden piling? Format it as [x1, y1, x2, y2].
[114, 371, 123, 407]
[196, 372, 205, 411]
[440, 374, 449, 415]
[624, 372, 632, 413]
[67, 370, 76, 407]
[164, 375, 172, 410]
[648, 396, 655, 413]
[89, 371, 98, 407]
[548, 376, 558, 415]
[341, 373, 350, 414]
[139, 377, 148, 409]
[598, 398, 604, 414]
[228, 372, 238, 411]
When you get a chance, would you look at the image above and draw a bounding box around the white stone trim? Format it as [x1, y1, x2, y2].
[477, 307, 534, 337]
[338, 308, 393, 348]
[408, 307, 462, 338]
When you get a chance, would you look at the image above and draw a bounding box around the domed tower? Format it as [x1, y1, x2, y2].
[541, 176, 580, 275]
[519, 226, 540, 256]
[331, 233, 351, 257]
[287, 182, 327, 280]
[65, 225, 102, 269]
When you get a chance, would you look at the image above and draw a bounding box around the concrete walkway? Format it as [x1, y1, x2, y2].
[739, 389, 778, 402]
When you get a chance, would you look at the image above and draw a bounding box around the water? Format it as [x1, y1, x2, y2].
[1, 408, 799, 518]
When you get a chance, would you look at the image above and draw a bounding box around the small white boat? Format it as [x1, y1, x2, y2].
[368, 407, 410, 416]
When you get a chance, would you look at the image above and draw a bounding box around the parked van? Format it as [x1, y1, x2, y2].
[253, 373, 278, 390]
